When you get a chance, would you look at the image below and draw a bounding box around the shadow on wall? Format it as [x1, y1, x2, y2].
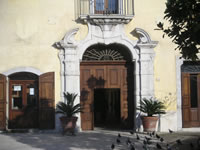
[80, 75, 106, 103]
[8, 98, 55, 130]
[87, 75, 106, 90]
[135, 112, 142, 131]
[80, 75, 106, 109]
[8, 105, 39, 129]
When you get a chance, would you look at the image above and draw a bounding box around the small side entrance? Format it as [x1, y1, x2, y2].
[94, 88, 120, 128]
[8, 72, 39, 129]
[9, 80, 39, 128]
[2, 71, 56, 129]
[182, 73, 200, 127]
[181, 62, 200, 128]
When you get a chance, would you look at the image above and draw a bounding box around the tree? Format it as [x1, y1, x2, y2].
[158, 0, 200, 60]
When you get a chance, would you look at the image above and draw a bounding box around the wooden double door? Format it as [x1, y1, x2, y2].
[9, 80, 39, 128]
[0, 72, 55, 130]
[182, 73, 200, 127]
[80, 61, 134, 130]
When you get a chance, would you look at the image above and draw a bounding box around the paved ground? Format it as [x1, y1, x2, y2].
[0, 129, 200, 150]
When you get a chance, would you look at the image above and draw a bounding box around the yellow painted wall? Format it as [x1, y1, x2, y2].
[125, 0, 178, 111]
[0, 0, 178, 110]
[0, 0, 80, 103]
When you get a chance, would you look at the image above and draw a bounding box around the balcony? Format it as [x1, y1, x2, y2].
[75, 0, 134, 24]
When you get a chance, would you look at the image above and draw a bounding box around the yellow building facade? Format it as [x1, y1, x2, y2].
[0, 0, 197, 132]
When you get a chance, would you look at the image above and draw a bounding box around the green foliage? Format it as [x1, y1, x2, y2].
[56, 92, 82, 118]
[137, 98, 166, 117]
[158, 0, 200, 60]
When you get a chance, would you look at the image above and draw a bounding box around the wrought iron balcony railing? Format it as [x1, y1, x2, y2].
[75, 0, 134, 20]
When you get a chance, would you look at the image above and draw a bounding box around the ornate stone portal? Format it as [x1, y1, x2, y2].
[55, 21, 158, 130]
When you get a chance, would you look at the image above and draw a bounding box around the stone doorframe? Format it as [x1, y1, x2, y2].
[176, 58, 200, 131]
[55, 22, 158, 130]
[1, 67, 43, 130]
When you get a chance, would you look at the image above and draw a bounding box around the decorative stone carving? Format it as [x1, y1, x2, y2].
[134, 28, 158, 98]
[60, 28, 79, 49]
[86, 17, 131, 32]
[54, 23, 158, 131]
[135, 28, 158, 48]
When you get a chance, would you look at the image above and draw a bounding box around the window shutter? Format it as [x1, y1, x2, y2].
[181, 73, 191, 127]
[0, 74, 6, 130]
[39, 72, 55, 129]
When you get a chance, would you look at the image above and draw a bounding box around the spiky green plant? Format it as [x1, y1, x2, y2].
[137, 97, 166, 116]
[56, 92, 82, 118]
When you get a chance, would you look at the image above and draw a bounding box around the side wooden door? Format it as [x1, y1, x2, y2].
[0, 74, 6, 130]
[9, 80, 39, 128]
[80, 65, 96, 130]
[39, 72, 55, 129]
[182, 73, 200, 127]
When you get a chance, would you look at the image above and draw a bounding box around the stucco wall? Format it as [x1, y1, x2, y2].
[125, 0, 178, 112]
[0, 0, 82, 103]
[75, 0, 179, 112]
[0, 0, 180, 131]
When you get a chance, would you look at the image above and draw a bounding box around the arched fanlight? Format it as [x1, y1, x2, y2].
[83, 49, 125, 61]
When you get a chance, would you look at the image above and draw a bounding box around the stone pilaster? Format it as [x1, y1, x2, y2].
[137, 45, 155, 98]
[135, 28, 158, 99]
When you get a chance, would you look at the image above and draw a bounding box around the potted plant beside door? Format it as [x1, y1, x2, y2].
[137, 97, 166, 132]
[56, 92, 82, 135]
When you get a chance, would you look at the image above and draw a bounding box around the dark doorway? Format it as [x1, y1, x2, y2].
[94, 88, 120, 129]
[8, 72, 39, 129]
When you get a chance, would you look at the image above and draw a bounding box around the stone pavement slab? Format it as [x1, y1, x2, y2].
[0, 129, 200, 150]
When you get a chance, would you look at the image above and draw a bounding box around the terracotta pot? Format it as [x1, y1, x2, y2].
[60, 116, 78, 135]
[141, 116, 158, 132]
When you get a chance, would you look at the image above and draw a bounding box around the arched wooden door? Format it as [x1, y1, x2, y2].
[9, 80, 39, 128]
[8, 72, 55, 129]
[80, 61, 134, 130]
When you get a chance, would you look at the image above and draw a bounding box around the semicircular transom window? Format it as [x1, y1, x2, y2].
[83, 49, 124, 61]
[82, 44, 131, 61]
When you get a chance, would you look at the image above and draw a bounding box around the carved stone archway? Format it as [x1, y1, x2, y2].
[55, 22, 158, 130]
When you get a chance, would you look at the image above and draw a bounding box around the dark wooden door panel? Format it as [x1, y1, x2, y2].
[182, 73, 200, 127]
[182, 73, 190, 127]
[0, 74, 6, 130]
[94, 67, 106, 88]
[107, 66, 120, 88]
[9, 80, 39, 129]
[80, 67, 93, 130]
[39, 72, 55, 129]
[80, 62, 134, 130]
[190, 109, 198, 121]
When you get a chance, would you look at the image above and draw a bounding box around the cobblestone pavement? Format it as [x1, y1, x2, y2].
[0, 129, 200, 150]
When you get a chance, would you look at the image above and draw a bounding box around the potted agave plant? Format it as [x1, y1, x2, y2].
[137, 97, 166, 132]
[56, 92, 82, 135]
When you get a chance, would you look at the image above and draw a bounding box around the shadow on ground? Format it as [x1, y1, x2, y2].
[0, 130, 132, 150]
[1, 130, 200, 150]
[161, 132, 200, 150]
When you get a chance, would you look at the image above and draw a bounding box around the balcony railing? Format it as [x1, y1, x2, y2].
[75, 0, 134, 20]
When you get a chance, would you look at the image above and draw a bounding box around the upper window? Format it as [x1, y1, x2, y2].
[76, 0, 134, 19]
[95, 0, 118, 14]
